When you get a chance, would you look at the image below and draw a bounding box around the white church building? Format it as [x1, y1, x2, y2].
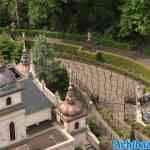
[0, 44, 90, 150]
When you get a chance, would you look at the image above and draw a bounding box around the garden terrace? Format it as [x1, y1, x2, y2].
[1, 28, 149, 86]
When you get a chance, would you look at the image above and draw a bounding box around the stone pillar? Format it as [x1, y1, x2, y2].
[135, 85, 144, 124]
[83, 32, 93, 50]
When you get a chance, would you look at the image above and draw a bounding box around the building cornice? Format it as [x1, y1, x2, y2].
[0, 103, 25, 117]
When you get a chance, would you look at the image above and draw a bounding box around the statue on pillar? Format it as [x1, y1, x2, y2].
[83, 31, 94, 50]
[10, 22, 16, 40]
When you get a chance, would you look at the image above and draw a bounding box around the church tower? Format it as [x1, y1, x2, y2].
[0, 53, 26, 147]
[56, 82, 88, 146]
[16, 32, 30, 76]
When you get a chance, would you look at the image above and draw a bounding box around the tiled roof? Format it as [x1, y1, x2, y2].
[21, 77, 53, 114]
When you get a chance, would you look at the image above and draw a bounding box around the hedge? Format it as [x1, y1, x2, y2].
[1, 28, 150, 85]
[0, 27, 130, 49]
[0, 28, 85, 42]
[94, 34, 130, 50]
[54, 43, 150, 85]
[143, 48, 150, 56]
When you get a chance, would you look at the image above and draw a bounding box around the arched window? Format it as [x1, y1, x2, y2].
[6, 97, 12, 105]
[9, 122, 15, 140]
[74, 122, 79, 129]
[60, 119, 64, 125]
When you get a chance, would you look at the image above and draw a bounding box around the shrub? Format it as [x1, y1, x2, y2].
[143, 124, 150, 137]
[88, 118, 101, 137]
[99, 136, 112, 150]
[115, 130, 130, 139]
[95, 34, 130, 50]
[132, 122, 144, 132]
[75, 146, 83, 150]
[53, 43, 150, 84]
[98, 108, 113, 123]
[144, 87, 150, 93]
[96, 52, 104, 63]
[143, 48, 150, 56]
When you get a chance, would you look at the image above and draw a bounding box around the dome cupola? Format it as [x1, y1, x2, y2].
[57, 84, 83, 117]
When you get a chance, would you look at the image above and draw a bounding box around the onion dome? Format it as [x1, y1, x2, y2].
[57, 84, 83, 117]
[16, 42, 30, 75]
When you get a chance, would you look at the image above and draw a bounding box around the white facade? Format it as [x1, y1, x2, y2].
[64, 118, 86, 133]
[56, 111, 87, 148]
[26, 108, 51, 127]
[56, 112, 87, 133]
[0, 109, 26, 148]
[0, 91, 22, 110]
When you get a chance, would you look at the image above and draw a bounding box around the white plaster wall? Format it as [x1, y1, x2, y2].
[26, 108, 51, 127]
[0, 91, 22, 110]
[47, 141, 75, 150]
[0, 109, 26, 148]
[64, 117, 86, 133]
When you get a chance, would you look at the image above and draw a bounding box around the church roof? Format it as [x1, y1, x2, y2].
[21, 76, 53, 114]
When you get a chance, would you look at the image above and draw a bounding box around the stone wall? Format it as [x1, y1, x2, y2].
[60, 59, 145, 120]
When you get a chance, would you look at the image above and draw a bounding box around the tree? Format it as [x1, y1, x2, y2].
[47, 61, 69, 99]
[32, 35, 69, 99]
[120, 0, 150, 38]
[0, 0, 25, 27]
[32, 35, 55, 80]
[0, 33, 22, 63]
[0, 0, 10, 26]
[28, 0, 57, 28]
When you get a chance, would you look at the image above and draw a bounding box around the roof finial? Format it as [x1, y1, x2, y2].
[20, 33, 30, 65]
[65, 68, 75, 104]
[22, 32, 26, 52]
[69, 67, 73, 86]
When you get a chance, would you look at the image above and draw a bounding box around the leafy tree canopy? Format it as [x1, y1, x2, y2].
[0, 33, 22, 63]
[32, 35, 69, 99]
[120, 0, 150, 37]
